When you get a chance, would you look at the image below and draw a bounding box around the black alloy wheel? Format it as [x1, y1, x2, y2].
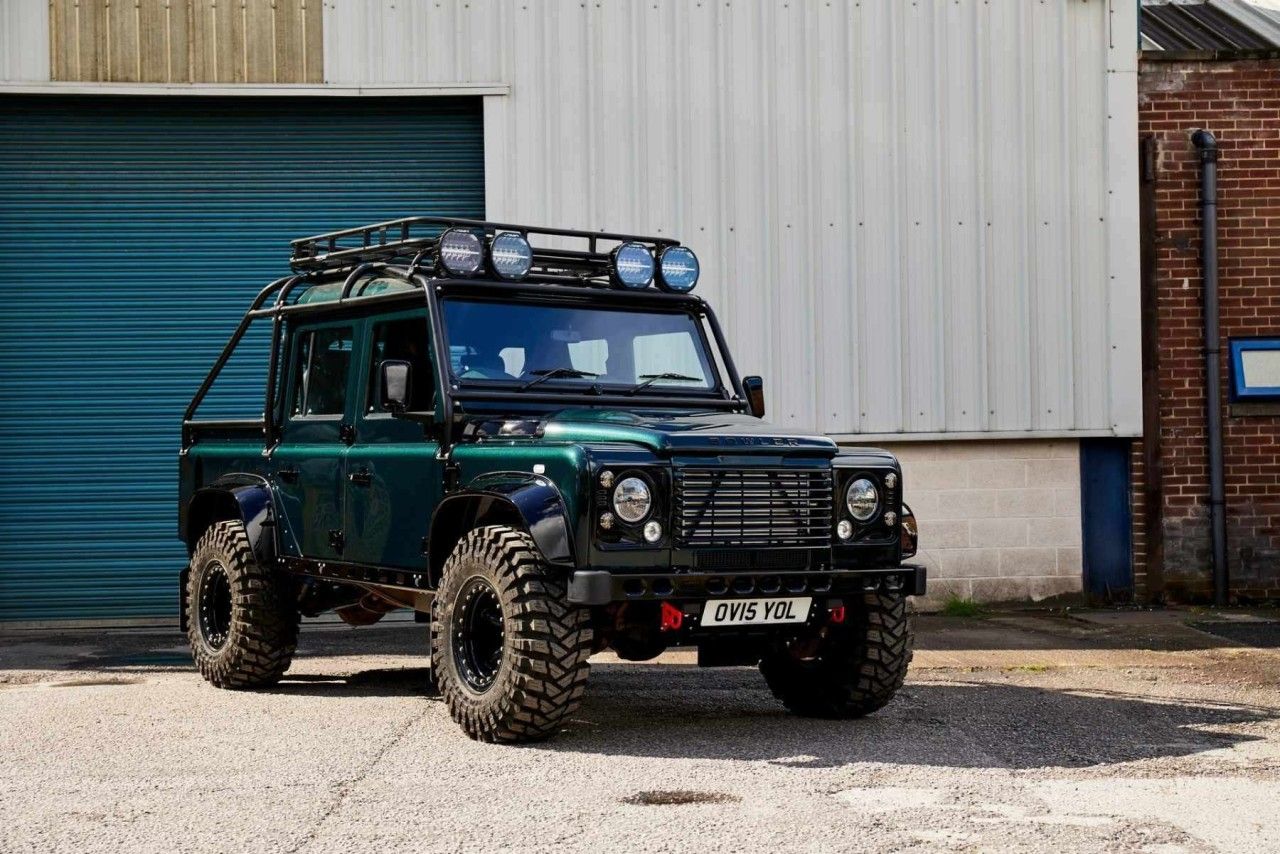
[452, 577, 505, 692]
[197, 560, 233, 651]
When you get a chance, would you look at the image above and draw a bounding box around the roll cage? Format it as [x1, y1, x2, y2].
[182, 217, 750, 456]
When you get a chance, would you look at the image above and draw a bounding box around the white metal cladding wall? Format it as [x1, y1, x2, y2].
[0, 0, 49, 81]
[0, 96, 484, 622]
[326, 0, 1142, 440]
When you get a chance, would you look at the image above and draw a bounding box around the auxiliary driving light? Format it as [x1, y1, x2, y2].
[489, 232, 533, 280]
[657, 246, 699, 293]
[438, 228, 483, 276]
[611, 242, 655, 289]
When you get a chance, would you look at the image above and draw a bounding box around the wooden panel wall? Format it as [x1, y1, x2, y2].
[50, 1, 322, 83]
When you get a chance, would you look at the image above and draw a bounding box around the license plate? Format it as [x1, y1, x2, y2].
[701, 597, 812, 627]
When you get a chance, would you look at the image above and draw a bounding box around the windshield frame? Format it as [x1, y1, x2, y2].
[438, 292, 732, 401]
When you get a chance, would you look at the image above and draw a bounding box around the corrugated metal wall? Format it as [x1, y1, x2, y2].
[0, 0, 49, 80]
[0, 96, 484, 621]
[326, 0, 1141, 440]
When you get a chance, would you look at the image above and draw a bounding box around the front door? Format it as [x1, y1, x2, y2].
[343, 309, 443, 569]
[273, 321, 357, 561]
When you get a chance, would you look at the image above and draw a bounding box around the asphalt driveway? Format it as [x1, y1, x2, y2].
[2, 612, 1278, 853]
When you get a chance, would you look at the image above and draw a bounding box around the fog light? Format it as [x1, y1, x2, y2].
[836, 519, 853, 540]
[599, 512, 615, 531]
[643, 520, 663, 543]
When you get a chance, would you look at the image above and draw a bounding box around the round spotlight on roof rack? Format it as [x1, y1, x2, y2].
[657, 246, 700, 293]
[437, 228, 483, 277]
[611, 242, 655, 289]
[489, 232, 533, 280]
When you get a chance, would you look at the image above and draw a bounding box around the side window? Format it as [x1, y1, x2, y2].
[291, 326, 353, 417]
[367, 314, 435, 413]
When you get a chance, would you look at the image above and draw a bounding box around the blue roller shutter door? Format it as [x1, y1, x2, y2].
[0, 95, 484, 622]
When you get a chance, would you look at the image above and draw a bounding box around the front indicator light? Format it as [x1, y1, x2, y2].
[643, 520, 663, 543]
[599, 512, 615, 531]
[883, 511, 898, 528]
[836, 519, 853, 540]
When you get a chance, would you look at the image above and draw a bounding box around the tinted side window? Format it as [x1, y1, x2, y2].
[367, 314, 435, 412]
[291, 327, 353, 417]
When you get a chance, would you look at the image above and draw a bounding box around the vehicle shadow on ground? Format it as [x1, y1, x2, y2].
[536, 664, 1279, 770]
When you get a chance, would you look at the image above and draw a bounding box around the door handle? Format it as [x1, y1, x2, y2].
[276, 467, 299, 483]
[348, 468, 372, 486]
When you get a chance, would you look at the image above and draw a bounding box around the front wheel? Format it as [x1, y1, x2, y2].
[431, 525, 593, 743]
[760, 590, 913, 717]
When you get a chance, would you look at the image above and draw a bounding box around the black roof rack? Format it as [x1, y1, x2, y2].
[289, 216, 682, 285]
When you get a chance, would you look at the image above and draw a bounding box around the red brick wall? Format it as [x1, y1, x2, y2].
[1138, 58, 1280, 601]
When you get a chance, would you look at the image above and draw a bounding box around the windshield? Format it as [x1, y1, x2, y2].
[441, 299, 720, 393]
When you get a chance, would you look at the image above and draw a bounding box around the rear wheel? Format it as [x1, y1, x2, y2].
[760, 590, 913, 717]
[186, 520, 298, 688]
[431, 525, 592, 743]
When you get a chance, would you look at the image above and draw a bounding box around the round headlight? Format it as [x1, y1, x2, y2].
[612, 476, 652, 523]
[489, 232, 533, 280]
[438, 228, 483, 276]
[845, 477, 879, 522]
[612, 242, 655, 289]
[657, 246, 699, 293]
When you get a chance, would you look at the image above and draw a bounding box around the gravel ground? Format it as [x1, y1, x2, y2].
[2, 613, 1279, 853]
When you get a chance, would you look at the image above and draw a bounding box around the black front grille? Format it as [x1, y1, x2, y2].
[692, 549, 815, 571]
[674, 468, 834, 547]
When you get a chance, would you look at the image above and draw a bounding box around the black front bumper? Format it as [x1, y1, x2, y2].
[566, 564, 926, 606]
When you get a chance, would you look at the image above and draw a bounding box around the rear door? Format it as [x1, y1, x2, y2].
[273, 320, 358, 560]
[343, 309, 443, 569]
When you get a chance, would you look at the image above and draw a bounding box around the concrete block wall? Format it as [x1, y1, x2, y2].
[878, 439, 1084, 608]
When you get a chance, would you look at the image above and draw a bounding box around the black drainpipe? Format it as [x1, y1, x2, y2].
[1191, 129, 1228, 606]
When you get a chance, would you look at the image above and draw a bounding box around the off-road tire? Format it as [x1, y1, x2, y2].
[186, 520, 298, 688]
[760, 590, 913, 718]
[431, 525, 592, 743]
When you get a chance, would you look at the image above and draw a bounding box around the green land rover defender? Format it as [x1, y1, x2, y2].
[178, 217, 925, 743]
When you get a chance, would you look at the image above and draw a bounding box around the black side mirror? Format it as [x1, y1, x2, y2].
[742, 375, 765, 418]
[380, 360, 412, 413]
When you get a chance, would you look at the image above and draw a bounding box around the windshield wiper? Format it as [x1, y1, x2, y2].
[627, 372, 704, 394]
[520, 367, 599, 391]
